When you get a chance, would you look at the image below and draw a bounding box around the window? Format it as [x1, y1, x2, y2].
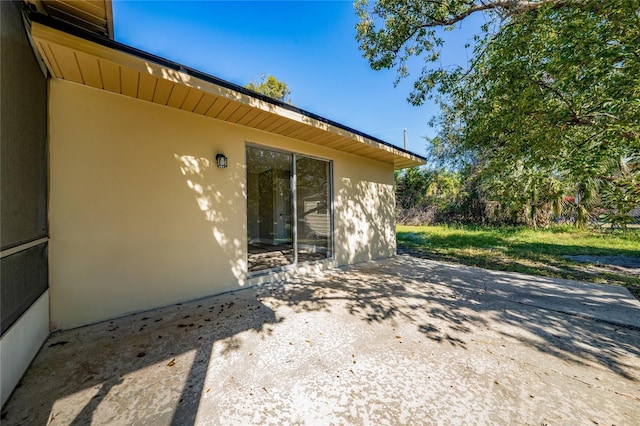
[246, 145, 332, 273]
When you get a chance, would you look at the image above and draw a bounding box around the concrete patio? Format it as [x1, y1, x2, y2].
[3, 255, 640, 425]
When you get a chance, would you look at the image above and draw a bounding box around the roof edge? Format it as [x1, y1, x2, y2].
[105, 0, 114, 40]
[27, 10, 426, 166]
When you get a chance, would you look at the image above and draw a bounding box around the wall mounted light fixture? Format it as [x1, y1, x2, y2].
[216, 153, 228, 168]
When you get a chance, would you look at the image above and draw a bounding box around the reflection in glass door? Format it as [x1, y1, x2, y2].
[246, 145, 332, 273]
[296, 156, 332, 262]
[246, 146, 293, 272]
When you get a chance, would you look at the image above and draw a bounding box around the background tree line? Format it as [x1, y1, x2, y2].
[396, 164, 639, 228]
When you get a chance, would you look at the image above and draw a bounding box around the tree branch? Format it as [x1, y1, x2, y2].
[416, 0, 574, 28]
[384, 0, 580, 60]
[534, 78, 584, 124]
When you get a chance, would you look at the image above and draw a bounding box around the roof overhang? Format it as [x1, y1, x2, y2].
[25, 0, 114, 39]
[27, 13, 426, 169]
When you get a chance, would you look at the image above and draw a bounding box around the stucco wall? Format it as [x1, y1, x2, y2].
[49, 79, 395, 329]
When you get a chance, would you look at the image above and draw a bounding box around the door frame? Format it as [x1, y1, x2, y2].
[245, 142, 334, 276]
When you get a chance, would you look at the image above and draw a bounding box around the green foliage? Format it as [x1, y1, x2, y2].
[395, 167, 430, 209]
[598, 156, 640, 228]
[359, 0, 640, 227]
[395, 167, 463, 224]
[477, 162, 567, 228]
[245, 74, 292, 103]
[355, 0, 561, 105]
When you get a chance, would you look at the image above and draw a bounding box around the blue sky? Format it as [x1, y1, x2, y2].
[113, 1, 483, 156]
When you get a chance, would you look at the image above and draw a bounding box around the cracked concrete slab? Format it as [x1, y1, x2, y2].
[2, 255, 639, 425]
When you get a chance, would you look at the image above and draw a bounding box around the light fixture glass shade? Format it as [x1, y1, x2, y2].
[216, 153, 227, 168]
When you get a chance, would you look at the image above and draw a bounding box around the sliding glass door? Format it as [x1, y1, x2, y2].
[246, 145, 332, 273]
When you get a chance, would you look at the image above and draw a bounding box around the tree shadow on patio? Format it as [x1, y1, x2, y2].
[271, 255, 640, 382]
[3, 255, 639, 424]
[2, 290, 282, 425]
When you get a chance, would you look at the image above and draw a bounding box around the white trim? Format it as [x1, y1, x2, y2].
[1, 237, 48, 259]
[292, 154, 298, 265]
[0, 290, 50, 407]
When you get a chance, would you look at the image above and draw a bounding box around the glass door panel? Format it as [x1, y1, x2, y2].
[295, 156, 331, 262]
[246, 146, 293, 272]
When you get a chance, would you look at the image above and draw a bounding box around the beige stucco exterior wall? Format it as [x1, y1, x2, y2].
[49, 79, 395, 329]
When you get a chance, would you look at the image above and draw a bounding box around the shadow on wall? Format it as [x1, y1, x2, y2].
[335, 177, 395, 265]
[174, 154, 246, 286]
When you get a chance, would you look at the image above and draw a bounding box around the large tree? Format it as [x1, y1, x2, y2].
[357, 0, 640, 226]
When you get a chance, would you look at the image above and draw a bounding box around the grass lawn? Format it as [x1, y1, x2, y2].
[397, 225, 640, 295]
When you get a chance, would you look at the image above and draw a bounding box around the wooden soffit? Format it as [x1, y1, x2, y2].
[29, 17, 425, 169]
